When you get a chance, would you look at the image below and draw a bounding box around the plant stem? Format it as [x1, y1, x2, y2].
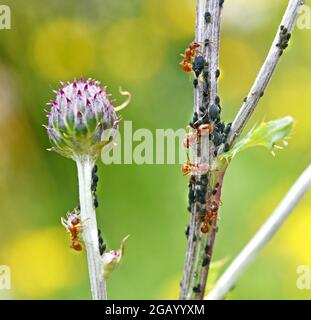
[206, 164, 311, 300]
[180, 0, 303, 300]
[76, 155, 106, 300]
[198, 170, 225, 299]
[179, 0, 222, 300]
[219, 0, 304, 152]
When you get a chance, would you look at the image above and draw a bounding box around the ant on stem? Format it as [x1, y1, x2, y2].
[61, 207, 83, 251]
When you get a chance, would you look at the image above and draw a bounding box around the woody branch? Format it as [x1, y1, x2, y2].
[180, 0, 223, 300]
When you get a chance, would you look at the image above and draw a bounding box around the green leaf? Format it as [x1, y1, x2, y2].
[221, 116, 294, 160]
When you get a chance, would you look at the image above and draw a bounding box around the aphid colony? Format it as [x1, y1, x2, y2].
[98, 228, 106, 256]
[61, 165, 107, 256]
[91, 165, 107, 256]
[180, 39, 228, 240]
[276, 25, 291, 56]
[186, 174, 220, 236]
[190, 243, 211, 295]
[180, 42, 231, 166]
[91, 165, 99, 209]
[181, 2, 226, 298]
[184, 144, 222, 237]
[182, 105, 232, 176]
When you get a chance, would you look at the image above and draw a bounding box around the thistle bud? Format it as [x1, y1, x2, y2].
[101, 235, 129, 280]
[44, 77, 130, 159]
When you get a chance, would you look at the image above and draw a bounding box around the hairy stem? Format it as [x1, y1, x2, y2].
[206, 165, 311, 300]
[76, 156, 106, 300]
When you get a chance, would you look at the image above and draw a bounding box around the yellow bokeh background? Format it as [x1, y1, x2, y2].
[32, 19, 95, 81]
[2, 228, 83, 298]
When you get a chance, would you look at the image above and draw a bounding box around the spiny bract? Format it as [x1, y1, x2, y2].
[44, 78, 119, 159]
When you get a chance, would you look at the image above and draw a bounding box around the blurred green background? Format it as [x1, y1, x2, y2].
[0, 0, 310, 299]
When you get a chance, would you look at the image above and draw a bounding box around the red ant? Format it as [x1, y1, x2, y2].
[200, 221, 210, 234]
[183, 124, 213, 148]
[201, 200, 219, 234]
[183, 132, 197, 148]
[61, 208, 83, 251]
[180, 60, 193, 73]
[180, 42, 200, 73]
[182, 161, 208, 176]
[182, 125, 212, 176]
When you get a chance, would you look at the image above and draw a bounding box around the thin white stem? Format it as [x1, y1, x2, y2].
[206, 164, 311, 300]
[76, 156, 106, 300]
[220, 0, 304, 152]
